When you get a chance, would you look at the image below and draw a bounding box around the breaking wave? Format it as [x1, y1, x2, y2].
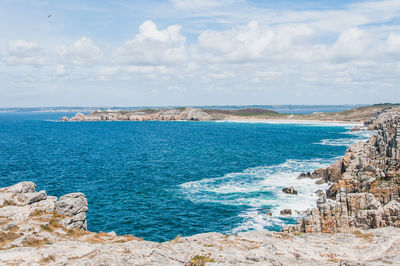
[180, 158, 333, 234]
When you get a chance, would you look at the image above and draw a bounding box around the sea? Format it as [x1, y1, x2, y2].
[0, 106, 372, 242]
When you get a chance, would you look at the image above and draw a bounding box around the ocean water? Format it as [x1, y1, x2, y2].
[0, 112, 371, 242]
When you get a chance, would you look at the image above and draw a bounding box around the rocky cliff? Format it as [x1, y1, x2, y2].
[284, 109, 400, 234]
[1, 182, 400, 265]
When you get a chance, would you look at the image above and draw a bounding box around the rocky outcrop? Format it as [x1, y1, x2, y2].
[0, 181, 88, 251]
[280, 209, 292, 215]
[284, 109, 400, 234]
[282, 186, 298, 195]
[67, 108, 215, 122]
[55, 193, 88, 230]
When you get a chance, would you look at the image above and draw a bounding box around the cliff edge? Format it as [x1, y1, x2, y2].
[284, 109, 400, 234]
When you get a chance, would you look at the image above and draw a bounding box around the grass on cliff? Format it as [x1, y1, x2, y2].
[190, 255, 215, 266]
[353, 230, 375, 242]
[0, 200, 16, 208]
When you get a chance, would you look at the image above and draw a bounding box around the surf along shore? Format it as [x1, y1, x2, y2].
[1, 104, 400, 265]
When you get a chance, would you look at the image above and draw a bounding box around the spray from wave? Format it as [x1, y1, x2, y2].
[180, 158, 333, 233]
[180, 128, 373, 234]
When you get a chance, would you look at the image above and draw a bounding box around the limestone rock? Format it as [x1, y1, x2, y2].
[55, 192, 88, 230]
[17, 190, 47, 205]
[1, 181, 36, 193]
[285, 110, 400, 234]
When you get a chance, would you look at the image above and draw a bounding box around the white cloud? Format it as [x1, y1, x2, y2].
[115, 20, 187, 65]
[196, 21, 314, 63]
[55, 65, 67, 77]
[381, 34, 400, 59]
[330, 28, 374, 61]
[4, 40, 45, 66]
[56, 37, 103, 65]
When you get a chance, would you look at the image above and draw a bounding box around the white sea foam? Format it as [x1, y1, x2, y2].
[179, 158, 332, 234]
[180, 127, 373, 234]
[315, 130, 374, 146]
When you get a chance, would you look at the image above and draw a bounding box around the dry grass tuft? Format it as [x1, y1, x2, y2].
[23, 237, 48, 248]
[353, 230, 375, 242]
[112, 234, 140, 243]
[1, 200, 16, 207]
[30, 209, 45, 217]
[0, 232, 21, 249]
[40, 255, 55, 265]
[190, 255, 215, 266]
[67, 228, 87, 238]
[170, 234, 181, 243]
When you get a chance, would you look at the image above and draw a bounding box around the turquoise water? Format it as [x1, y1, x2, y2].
[0, 112, 370, 242]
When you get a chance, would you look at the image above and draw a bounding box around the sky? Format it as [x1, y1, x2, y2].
[1, 0, 400, 107]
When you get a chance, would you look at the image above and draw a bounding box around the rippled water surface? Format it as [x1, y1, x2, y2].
[0, 112, 370, 241]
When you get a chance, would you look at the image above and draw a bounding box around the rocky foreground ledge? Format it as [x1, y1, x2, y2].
[1, 182, 400, 265]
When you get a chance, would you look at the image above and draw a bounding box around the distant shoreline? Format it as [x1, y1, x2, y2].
[216, 119, 363, 125]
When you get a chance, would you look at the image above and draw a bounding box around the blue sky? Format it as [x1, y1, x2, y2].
[1, 0, 400, 107]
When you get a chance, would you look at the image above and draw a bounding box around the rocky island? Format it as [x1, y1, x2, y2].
[1, 105, 400, 265]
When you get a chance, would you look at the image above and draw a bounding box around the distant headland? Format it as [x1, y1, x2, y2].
[61, 104, 400, 123]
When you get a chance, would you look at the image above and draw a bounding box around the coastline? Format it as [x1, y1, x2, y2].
[1, 106, 400, 264]
[216, 119, 363, 125]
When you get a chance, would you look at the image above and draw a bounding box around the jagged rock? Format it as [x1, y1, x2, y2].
[1, 181, 36, 193]
[282, 186, 298, 195]
[311, 168, 327, 179]
[280, 209, 292, 215]
[17, 191, 47, 205]
[55, 193, 88, 230]
[284, 110, 400, 234]
[298, 172, 311, 179]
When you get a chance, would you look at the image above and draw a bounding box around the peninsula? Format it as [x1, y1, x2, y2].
[61, 104, 400, 123]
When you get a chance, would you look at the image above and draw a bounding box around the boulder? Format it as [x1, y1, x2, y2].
[282, 186, 298, 195]
[55, 193, 88, 230]
[280, 209, 292, 215]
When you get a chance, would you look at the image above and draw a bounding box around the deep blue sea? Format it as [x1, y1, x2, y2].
[0, 111, 371, 242]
